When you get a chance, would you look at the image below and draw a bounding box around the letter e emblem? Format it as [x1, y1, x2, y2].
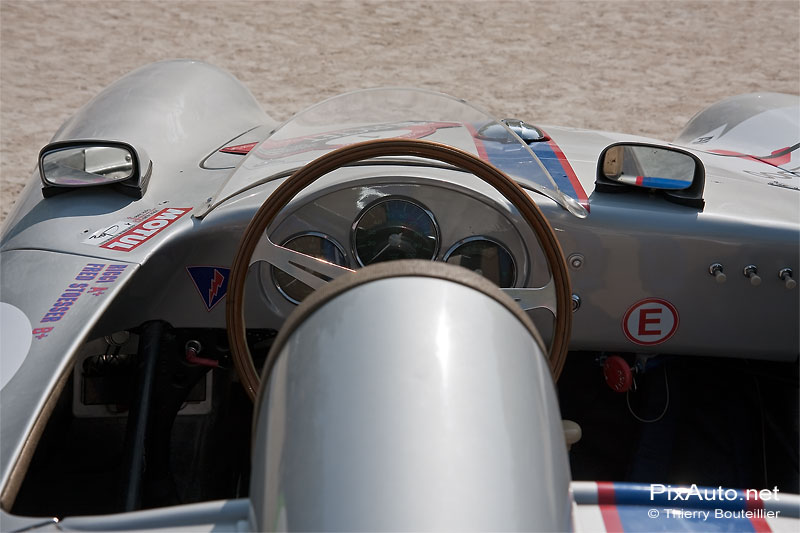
[623, 298, 679, 346]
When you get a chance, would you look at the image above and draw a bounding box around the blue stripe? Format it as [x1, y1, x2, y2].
[616, 504, 757, 532]
[473, 128, 581, 203]
[479, 136, 546, 182]
[528, 141, 580, 202]
[638, 177, 690, 190]
[610, 483, 759, 511]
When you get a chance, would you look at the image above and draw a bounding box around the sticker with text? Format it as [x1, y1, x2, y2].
[84, 207, 190, 251]
[33, 263, 128, 340]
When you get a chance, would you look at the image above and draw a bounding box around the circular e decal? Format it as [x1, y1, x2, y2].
[622, 298, 679, 346]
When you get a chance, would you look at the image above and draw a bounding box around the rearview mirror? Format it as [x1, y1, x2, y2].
[42, 146, 134, 185]
[40, 140, 151, 198]
[596, 143, 705, 208]
[601, 145, 695, 190]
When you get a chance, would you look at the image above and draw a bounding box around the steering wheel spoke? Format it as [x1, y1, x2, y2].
[503, 278, 557, 314]
[251, 235, 354, 290]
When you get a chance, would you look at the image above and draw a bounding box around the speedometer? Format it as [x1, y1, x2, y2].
[353, 198, 439, 266]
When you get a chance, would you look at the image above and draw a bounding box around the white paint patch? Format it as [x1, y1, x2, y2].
[0, 302, 33, 390]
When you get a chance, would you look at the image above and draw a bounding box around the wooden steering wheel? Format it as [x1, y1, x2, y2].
[226, 138, 572, 400]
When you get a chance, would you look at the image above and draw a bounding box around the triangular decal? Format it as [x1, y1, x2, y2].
[186, 266, 231, 311]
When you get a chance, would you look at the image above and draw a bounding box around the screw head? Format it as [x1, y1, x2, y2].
[568, 253, 584, 270]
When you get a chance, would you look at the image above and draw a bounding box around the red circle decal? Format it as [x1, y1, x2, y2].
[622, 298, 679, 346]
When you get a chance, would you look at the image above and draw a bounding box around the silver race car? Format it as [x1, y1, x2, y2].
[1, 60, 798, 531]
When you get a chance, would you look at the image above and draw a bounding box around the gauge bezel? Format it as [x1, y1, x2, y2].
[442, 235, 518, 287]
[271, 231, 349, 305]
[351, 196, 441, 268]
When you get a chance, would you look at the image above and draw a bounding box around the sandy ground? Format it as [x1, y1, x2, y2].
[1, 0, 798, 224]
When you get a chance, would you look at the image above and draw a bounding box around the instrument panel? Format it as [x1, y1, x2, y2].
[261, 179, 532, 307]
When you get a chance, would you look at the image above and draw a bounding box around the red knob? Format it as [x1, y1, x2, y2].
[603, 355, 633, 393]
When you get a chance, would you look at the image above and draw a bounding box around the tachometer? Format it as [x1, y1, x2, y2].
[444, 237, 516, 287]
[353, 198, 439, 266]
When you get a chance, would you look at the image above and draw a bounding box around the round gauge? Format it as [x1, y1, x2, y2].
[444, 237, 516, 287]
[353, 198, 439, 266]
[272, 233, 348, 304]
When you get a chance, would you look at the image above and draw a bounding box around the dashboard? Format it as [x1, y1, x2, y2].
[258, 175, 539, 310]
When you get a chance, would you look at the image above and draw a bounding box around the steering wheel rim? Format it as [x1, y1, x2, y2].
[226, 138, 572, 400]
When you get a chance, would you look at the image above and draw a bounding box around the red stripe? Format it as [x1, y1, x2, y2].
[765, 147, 792, 166]
[636, 176, 644, 186]
[464, 123, 489, 161]
[543, 136, 590, 211]
[746, 494, 764, 512]
[746, 493, 772, 532]
[749, 516, 772, 532]
[708, 148, 791, 169]
[597, 482, 624, 532]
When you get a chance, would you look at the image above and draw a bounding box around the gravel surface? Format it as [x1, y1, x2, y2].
[1, 0, 798, 223]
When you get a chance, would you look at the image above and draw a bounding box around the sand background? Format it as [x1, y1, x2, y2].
[1, 0, 798, 224]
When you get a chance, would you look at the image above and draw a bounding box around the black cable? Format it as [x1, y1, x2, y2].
[120, 320, 164, 512]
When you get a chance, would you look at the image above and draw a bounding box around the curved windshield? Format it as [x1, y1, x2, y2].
[201, 88, 587, 218]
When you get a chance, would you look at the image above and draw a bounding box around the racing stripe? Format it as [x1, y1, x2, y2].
[598, 481, 624, 532]
[708, 143, 800, 169]
[467, 123, 590, 212]
[528, 132, 590, 211]
[746, 493, 771, 532]
[469, 126, 489, 161]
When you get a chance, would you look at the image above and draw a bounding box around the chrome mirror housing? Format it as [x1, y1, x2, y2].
[39, 140, 152, 198]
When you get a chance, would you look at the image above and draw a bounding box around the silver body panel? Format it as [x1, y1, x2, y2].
[0, 251, 138, 495]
